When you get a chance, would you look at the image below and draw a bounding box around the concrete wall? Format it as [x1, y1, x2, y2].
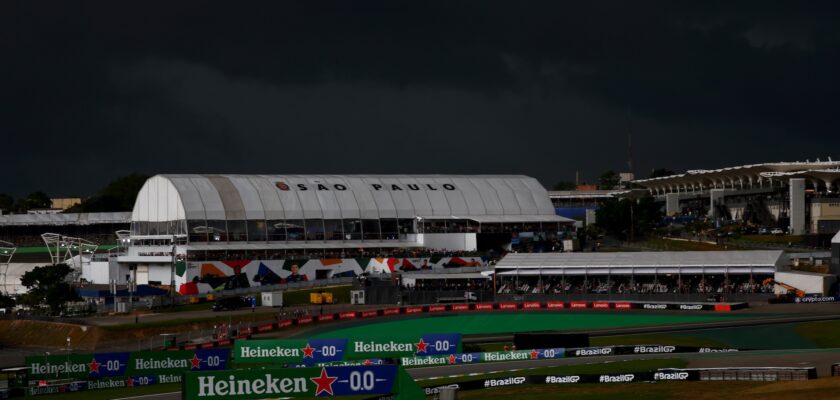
[81, 261, 111, 284]
[420, 233, 478, 251]
[810, 200, 840, 233]
[665, 193, 680, 216]
[710, 189, 725, 220]
[2, 263, 41, 294]
[585, 209, 597, 226]
[789, 178, 806, 235]
[774, 271, 836, 295]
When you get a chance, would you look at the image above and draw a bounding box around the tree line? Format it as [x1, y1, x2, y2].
[0, 174, 149, 214]
[552, 168, 674, 191]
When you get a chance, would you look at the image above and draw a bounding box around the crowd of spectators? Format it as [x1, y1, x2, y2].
[0, 233, 116, 247]
[186, 248, 502, 262]
[496, 275, 776, 295]
[401, 278, 491, 292]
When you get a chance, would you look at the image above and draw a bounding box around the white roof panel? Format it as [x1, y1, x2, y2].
[225, 175, 266, 220]
[249, 176, 285, 220]
[495, 251, 784, 275]
[131, 174, 560, 226]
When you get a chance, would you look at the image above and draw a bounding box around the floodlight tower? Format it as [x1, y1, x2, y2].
[41, 233, 99, 282]
[0, 240, 17, 294]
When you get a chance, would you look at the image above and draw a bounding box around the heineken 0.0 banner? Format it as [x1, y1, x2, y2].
[235, 338, 347, 365]
[401, 347, 565, 367]
[26, 349, 230, 382]
[344, 333, 462, 359]
[183, 365, 424, 399]
[235, 333, 461, 363]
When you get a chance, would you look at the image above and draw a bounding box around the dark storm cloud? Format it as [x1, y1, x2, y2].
[2, 1, 840, 196]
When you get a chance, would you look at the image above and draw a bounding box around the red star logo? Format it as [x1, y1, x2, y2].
[415, 338, 429, 353]
[530, 350, 539, 359]
[127, 377, 134, 387]
[190, 354, 202, 369]
[363, 359, 373, 366]
[88, 358, 101, 374]
[310, 367, 337, 396]
[448, 354, 457, 364]
[302, 344, 315, 358]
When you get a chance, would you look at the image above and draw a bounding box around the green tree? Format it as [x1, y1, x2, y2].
[552, 181, 577, 190]
[594, 196, 663, 241]
[0, 293, 14, 309]
[66, 173, 149, 213]
[650, 168, 675, 179]
[19, 264, 79, 315]
[15, 191, 51, 212]
[598, 170, 621, 190]
[0, 193, 13, 212]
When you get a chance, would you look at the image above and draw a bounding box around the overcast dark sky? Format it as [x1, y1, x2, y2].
[2, 1, 840, 197]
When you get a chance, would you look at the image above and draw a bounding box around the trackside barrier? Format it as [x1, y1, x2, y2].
[24, 349, 231, 396]
[793, 296, 840, 304]
[167, 300, 746, 350]
[570, 301, 588, 309]
[402, 345, 740, 367]
[402, 348, 565, 367]
[714, 304, 731, 312]
[421, 367, 817, 394]
[566, 345, 740, 357]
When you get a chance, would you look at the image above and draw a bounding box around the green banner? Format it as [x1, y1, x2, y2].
[26, 349, 230, 382]
[127, 350, 228, 382]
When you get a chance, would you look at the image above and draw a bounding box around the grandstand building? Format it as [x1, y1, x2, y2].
[633, 159, 840, 235]
[495, 250, 837, 297]
[0, 212, 130, 293]
[115, 174, 574, 293]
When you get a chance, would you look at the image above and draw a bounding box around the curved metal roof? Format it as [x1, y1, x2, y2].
[132, 174, 568, 223]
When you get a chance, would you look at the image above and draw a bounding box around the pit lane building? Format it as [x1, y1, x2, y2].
[495, 250, 837, 295]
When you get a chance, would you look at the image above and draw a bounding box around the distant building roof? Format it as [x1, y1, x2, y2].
[0, 212, 131, 226]
[633, 160, 840, 190]
[495, 250, 785, 275]
[548, 190, 630, 200]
